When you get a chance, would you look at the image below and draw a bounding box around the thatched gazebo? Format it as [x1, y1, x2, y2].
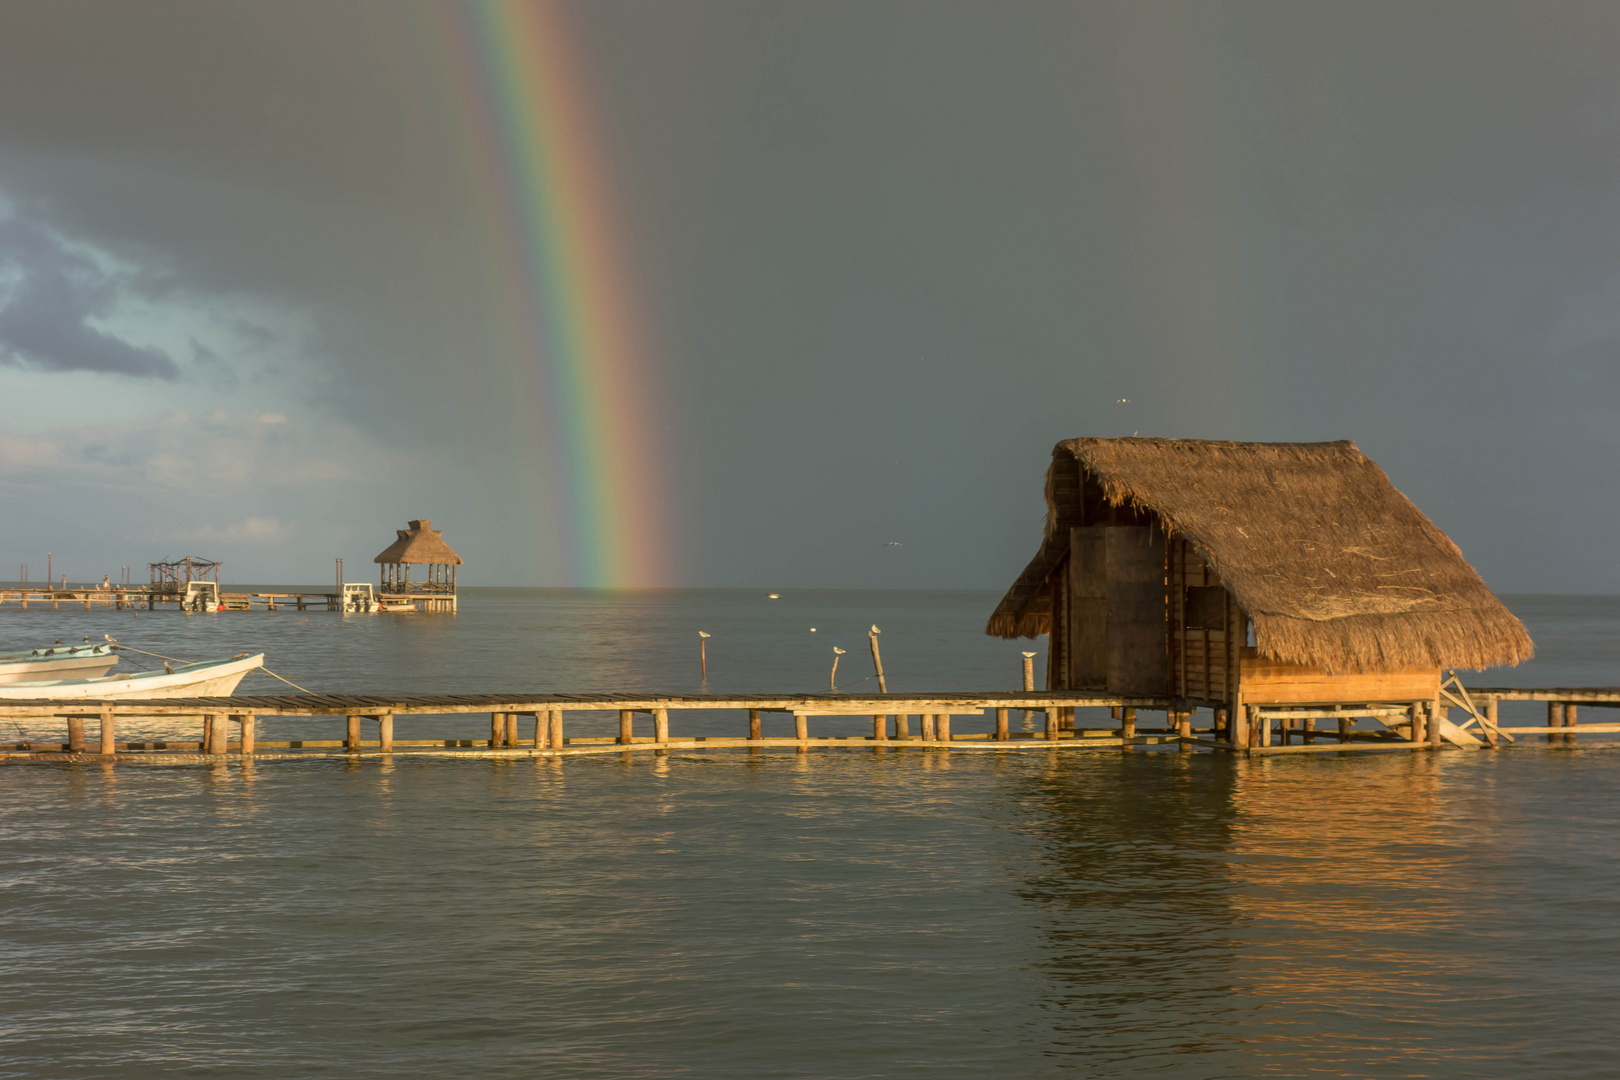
[374, 519, 462, 612]
[987, 438, 1532, 746]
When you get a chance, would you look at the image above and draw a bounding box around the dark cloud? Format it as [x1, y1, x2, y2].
[0, 211, 178, 378]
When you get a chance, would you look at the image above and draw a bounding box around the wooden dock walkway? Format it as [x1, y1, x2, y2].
[2, 687, 1616, 764]
[0, 589, 340, 611]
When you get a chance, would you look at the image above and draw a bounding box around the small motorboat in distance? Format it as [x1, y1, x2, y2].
[0, 653, 265, 701]
[0, 642, 120, 685]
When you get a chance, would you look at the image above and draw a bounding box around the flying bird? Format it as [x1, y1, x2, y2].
[1116, 398, 1131, 404]
[885, 541, 902, 546]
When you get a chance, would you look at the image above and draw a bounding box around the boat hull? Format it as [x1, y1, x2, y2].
[0, 650, 119, 684]
[0, 654, 264, 700]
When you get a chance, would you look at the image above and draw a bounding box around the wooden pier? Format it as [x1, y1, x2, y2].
[1, 687, 1615, 764]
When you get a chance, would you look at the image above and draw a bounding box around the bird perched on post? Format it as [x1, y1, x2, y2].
[868, 625, 887, 693]
[830, 647, 846, 690]
[698, 631, 711, 680]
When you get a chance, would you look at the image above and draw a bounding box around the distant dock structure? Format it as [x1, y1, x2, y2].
[375, 519, 461, 613]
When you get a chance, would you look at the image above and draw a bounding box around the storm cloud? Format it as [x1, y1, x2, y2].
[0, 210, 179, 378]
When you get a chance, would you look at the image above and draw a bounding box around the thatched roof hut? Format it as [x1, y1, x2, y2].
[988, 438, 1531, 676]
[373, 519, 463, 566]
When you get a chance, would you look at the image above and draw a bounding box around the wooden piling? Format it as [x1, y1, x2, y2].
[1122, 706, 1137, 740]
[618, 710, 634, 745]
[1409, 701, 1425, 744]
[995, 707, 1009, 741]
[921, 714, 936, 741]
[68, 715, 85, 754]
[549, 711, 564, 750]
[505, 713, 519, 747]
[209, 714, 228, 755]
[1337, 715, 1351, 743]
[378, 714, 393, 753]
[748, 709, 762, 740]
[794, 713, 808, 753]
[1429, 699, 1444, 747]
[872, 714, 885, 741]
[1547, 700, 1561, 744]
[654, 708, 670, 744]
[1484, 699, 1500, 747]
[1302, 717, 1316, 745]
[99, 708, 115, 756]
[241, 714, 256, 755]
[490, 713, 504, 748]
[1565, 702, 1578, 744]
[344, 715, 362, 752]
[532, 712, 547, 750]
[1044, 710, 1059, 741]
[895, 714, 910, 738]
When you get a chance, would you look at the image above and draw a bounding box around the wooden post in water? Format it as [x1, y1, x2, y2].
[654, 708, 669, 744]
[618, 710, 634, 745]
[532, 713, 547, 750]
[872, 714, 885, 741]
[549, 711, 564, 750]
[1044, 710, 1059, 741]
[377, 714, 393, 753]
[67, 715, 85, 754]
[489, 713, 503, 748]
[868, 626, 886, 693]
[995, 707, 1009, 741]
[895, 714, 910, 738]
[345, 715, 362, 752]
[99, 708, 115, 756]
[1564, 702, 1578, 744]
[794, 713, 808, 754]
[1302, 716, 1316, 745]
[1178, 709, 1193, 747]
[937, 714, 952, 743]
[748, 709, 761, 740]
[240, 714, 256, 756]
[1484, 699, 1500, 747]
[698, 632, 710, 681]
[921, 714, 936, 741]
[1546, 700, 1560, 744]
[1337, 714, 1351, 743]
[1122, 706, 1137, 741]
[830, 647, 845, 690]
[505, 713, 518, 747]
[1429, 699, 1444, 748]
[210, 714, 228, 755]
[1409, 701, 1425, 744]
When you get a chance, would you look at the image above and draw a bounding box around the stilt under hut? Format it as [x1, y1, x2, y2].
[985, 438, 1534, 748]
[375, 519, 462, 612]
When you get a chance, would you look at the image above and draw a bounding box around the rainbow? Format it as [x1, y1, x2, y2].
[438, 0, 665, 586]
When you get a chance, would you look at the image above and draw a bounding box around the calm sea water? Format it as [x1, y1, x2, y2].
[1, 590, 1618, 1078]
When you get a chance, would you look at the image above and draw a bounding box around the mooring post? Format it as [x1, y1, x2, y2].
[654, 708, 669, 744]
[99, 707, 115, 756]
[240, 714, 256, 756]
[377, 714, 393, 753]
[347, 715, 363, 752]
[995, 707, 1009, 741]
[618, 710, 634, 745]
[67, 715, 85, 754]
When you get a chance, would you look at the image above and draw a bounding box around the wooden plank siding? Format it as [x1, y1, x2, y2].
[1238, 651, 1440, 705]
[1167, 537, 1235, 705]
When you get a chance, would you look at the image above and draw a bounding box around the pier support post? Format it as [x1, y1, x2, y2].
[794, 713, 808, 753]
[1302, 717, 1316, 745]
[1484, 699, 1500, 747]
[490, 713, 504, 748]
[1429, 700, 1444, 748]
[937, 715, 952, 743]
[240, 715, 256, 756]
[1337, 715, 1350, 743]
[995, 708, 1009, 741]
[1177, 710, 1193, 748]
[1409, 701, 1425, 744]
[505, 713, 519, 748]
[67, 715, 85, 754]
[377, 714, 392, 754]
[209, 714, 228, 755]
[921, 714, 936, 742]
[533, 713, 547, 750]
[654, 709, 669, 744]
[1547, 701, 1560, 744]
[346, 715, 362, 752]
[873, 714, 885, 741]
[1044, 710, 1058, 741]
[1122, 706, 1137, 741]
[1564, 702, 1578, 744]
[895, 714, 910, 739]
[748, 710, 762, 741]
[99, 708, 115, 756]
[618, 710, 634, 745]
[549, 711, 564, 750]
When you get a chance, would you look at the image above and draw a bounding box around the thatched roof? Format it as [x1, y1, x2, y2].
[987, 438, 1532, 672]
[374, 519, 463, 565]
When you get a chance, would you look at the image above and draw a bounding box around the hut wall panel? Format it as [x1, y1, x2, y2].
[1067, 528, 1108, 689]
[1238, 650, 1440, 704]
[1106, 525, 1169, 696]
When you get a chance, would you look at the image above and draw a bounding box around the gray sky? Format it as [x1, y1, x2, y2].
[1, 0, 1617, 591]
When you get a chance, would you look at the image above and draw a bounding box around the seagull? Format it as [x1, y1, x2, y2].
[1022, 651, 1036, 658]
[832, 647, 846, 655]
[1116, 398, 1130, 404]
[698, 631, 711, 639]
[810, 628, 817, 632]
[870, 625, 880, 635]
[885, 541, 902, 546]
[767, 593, 780, 599]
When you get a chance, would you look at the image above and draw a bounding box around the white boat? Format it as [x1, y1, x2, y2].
[0, 643, 120, 684]
[0, 653, 264, 700]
